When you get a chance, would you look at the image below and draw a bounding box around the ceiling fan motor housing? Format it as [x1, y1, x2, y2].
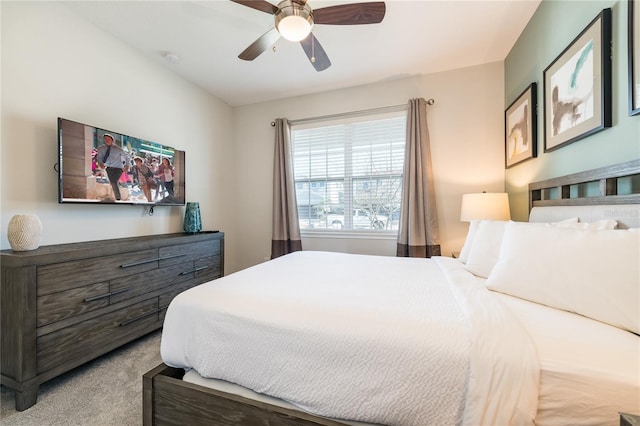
[275, 0, 314, 41]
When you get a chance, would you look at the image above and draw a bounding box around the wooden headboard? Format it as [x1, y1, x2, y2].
[529, 159, 640, 210]
[527, 160, 640, 228]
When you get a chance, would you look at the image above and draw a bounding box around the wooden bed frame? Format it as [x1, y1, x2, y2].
[529, 159, 640, 210]
[143, 159, 640, 426]
[143, 364, 349, 425]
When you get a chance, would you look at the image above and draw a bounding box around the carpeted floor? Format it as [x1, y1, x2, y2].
[0, 330, 162, 426]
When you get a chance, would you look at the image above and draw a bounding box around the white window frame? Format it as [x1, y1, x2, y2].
[291, 106, 407, 237]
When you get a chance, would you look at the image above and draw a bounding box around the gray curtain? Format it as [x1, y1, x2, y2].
[271, 118, 302, 259]
[397, 98, 441, 258]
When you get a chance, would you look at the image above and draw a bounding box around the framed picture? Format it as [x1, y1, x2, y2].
[505, 83, 537, 168]
[543, 8, 612, 152]
[630, 0, 640, 116]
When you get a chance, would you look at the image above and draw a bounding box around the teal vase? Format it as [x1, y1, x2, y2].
[183, 202, 202, 233]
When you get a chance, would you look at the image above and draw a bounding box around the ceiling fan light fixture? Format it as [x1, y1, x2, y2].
[275, 0, 313, 42]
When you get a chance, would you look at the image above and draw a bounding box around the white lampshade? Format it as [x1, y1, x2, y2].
[460, 192, 511, 222]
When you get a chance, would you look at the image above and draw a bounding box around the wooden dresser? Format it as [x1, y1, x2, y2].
[0, 231, 224, 411]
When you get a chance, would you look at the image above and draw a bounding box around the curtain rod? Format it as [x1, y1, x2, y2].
[271, 98, 435, 127]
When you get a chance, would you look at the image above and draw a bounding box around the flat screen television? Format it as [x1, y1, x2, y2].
[58, 118, 185, 206]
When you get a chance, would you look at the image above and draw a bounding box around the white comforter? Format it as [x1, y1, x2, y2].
[161, 251, 539, 425]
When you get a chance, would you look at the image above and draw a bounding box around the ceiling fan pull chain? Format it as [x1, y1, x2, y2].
[311, 35, 316, 63]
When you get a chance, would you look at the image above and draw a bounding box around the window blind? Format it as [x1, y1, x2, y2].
[291, 109, 407, 232]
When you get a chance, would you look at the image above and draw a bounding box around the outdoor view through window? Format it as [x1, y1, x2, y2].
[292, 110, 406, 232]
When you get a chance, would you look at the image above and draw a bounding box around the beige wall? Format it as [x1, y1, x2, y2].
[230, 63, 506, 271]
[1, 2, 236, 263]
[2, 2, 507, 275]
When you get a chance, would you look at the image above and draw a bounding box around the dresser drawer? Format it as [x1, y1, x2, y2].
[159, 240, 221, 268]
[109, 263, 194, 304]
[37, 249, 159, 295]
[194, 256, 223, 284]
[37, 281, 111, 327]
[36, 298, 160, 373]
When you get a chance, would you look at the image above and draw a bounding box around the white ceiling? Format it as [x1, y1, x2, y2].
[64, 0, 541, 107]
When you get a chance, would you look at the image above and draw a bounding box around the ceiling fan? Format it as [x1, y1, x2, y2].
[231, 0, 386, 71]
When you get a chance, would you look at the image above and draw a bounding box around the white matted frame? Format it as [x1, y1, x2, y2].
[505, 83, 537, 168]
[543, 8, 612, 152]
[630, 0, 640, 115]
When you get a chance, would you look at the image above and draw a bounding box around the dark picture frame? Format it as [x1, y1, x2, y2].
[543, 8, 612, 152]
[505, 83, 537, 168]
[630, 0, 640, 116]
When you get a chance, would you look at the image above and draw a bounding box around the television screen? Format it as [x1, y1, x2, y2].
[58, 118, 185, 206]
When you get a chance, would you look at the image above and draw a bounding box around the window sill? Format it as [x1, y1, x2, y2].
[300, 230, 398, 240]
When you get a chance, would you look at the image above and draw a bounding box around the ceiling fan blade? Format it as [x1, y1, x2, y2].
[313, 2, 386, 25]
[230, 0, 278, 15]
[300, 33, 331, 72]
[238, 28, 281, 61]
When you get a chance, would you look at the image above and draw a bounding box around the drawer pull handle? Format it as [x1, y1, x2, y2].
[84, 287, 130, 303]
[179, 266, 209, 276]
[119, 308, 162, 326]
[120, 254, 185, 268]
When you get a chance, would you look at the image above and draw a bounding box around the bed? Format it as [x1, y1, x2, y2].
[143, 159, 640, 425]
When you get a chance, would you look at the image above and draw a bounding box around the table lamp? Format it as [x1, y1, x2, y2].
[460, 192, 511, 221]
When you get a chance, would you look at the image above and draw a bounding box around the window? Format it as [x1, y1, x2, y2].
[292, 109, 407, 232]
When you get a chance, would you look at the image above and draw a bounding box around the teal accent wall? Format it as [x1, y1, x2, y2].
[505, 0, 640, 221]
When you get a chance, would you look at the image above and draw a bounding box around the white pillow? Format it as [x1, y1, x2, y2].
[486, 221, 640, 334]
[530, 217, 580, 225]
[458, 220, 480, 263]
[463, 218, 580, 277]
[553, 219, 618, 230]
[464, 220, 508, 278]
